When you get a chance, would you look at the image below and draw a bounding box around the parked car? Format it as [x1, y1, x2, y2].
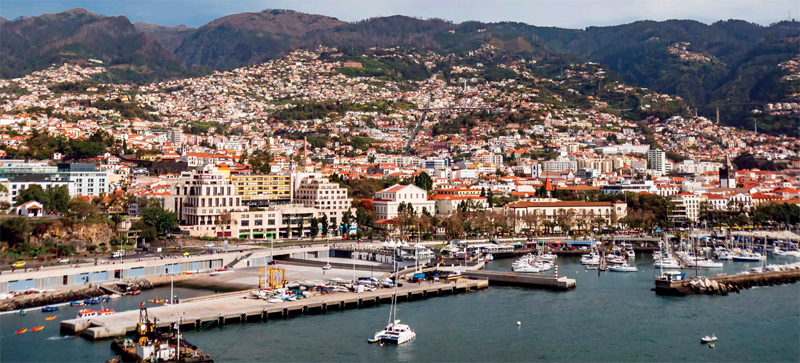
[204, 243, 214, 248]
[58, 258, 70, 264]
[11, 261, 25, 268]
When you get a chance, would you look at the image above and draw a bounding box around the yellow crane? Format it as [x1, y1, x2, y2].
[258, 268, 287, 289]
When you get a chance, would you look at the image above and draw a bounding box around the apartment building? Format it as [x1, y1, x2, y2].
[165, 165, 248, 237]
[230, 173, 292, 206]
[294, 175, 350, 226]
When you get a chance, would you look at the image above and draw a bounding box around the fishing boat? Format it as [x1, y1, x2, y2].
[15, 328, 27, 334]
[31, 325, 44, 332]
[99, 309, 116, 316]
[76, 309, 98, 319]
[369, 244, 416, 345]
[84, 298, 100, 305]
[69, 301, 84, 306]
[701, 334, 717, 343]
[41, 306, 59, 312]
[45, 316, 57, 321]
[609, 263, 638, 272]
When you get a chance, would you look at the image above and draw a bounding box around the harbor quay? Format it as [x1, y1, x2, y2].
[61, 278, 488, 340]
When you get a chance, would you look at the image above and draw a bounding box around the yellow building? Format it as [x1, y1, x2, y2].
[230, 174, 292, 206]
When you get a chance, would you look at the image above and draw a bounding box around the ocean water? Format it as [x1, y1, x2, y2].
[1, 253, 798, 362]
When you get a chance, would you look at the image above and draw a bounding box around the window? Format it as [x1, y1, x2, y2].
[241, 220, 250, 227]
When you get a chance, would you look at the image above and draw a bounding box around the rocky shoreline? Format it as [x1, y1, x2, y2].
[0, 286, 106, 312]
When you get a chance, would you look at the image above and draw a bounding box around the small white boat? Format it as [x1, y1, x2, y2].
[654, 258, 682, 269]
[485, 254, 494, 261]
[109, 294, 122, 299]
[512, 264, 541, 273]
[585, 263, 599, 270]
[322, 263, 332, 270]
[606, 255, 626, 264]
[688, 259, 724, 269]
[701, 334, 717, 343]
[609, 263, 638, 272]
[626, 249, 635, 258]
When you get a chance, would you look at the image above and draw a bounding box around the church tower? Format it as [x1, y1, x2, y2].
[719, 155, 736, 188]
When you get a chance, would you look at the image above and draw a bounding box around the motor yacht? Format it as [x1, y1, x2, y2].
[609, 263, 638, 272]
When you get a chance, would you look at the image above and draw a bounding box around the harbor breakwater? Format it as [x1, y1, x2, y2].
[0, 273, 209, 311]
[655, 268, 800, 296]
[0, 286, 105, 311]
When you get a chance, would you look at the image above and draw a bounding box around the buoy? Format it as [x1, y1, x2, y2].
[516, 321, 521, 326]
[379, 343, 384, 347]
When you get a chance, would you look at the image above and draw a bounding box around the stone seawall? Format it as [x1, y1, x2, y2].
[0, 286, 105, 311]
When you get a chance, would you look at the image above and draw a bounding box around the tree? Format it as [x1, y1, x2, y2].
[16, 185, 48, 206]
[67, 198, 97, 220]
[320, 215, 329, 237]
[45, 186, 70, 214]
[487, 189, 495, 208]
[140, 201, 178, 235]
[480, 187, 486, 197]
[340, 210, 354, 236]
[414, 171, 433, 191]
[0, 217, 30, 247]
[309, 217, 319, 239]
[296, 218, 305, 239]
[132, 219, 158, 243]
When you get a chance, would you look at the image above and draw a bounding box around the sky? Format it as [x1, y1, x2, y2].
[1, 0, 798, 28]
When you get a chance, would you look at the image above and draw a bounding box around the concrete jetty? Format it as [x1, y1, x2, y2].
[462, 270, 576, 290]
[655, 268, 800, 296]
[62, 278, 488, 340]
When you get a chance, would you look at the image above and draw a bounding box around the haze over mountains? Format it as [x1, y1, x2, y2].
[0, 8, 797, 134]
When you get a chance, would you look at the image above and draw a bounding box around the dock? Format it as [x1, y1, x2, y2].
[655, 268, 800, 296]
[462, 270, 576, 290]
[62, 278, 488, 340]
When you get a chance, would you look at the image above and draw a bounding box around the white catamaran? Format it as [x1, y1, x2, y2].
[369, 241, 416, 345]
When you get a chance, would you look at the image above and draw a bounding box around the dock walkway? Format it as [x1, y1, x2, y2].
[462, 270, 576, 290]
[62, 278, 488, 340]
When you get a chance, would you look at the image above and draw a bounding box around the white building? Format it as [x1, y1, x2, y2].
[670, 193, 700, 222]
[294, 175, 350, 227]
[164, 165, 248, 237]
[543, 158, 578, 172]
[373, 184, 435, 220]
[58, 163, 109, 197]
[647, 149, 667, 174]
[7, 175, 72, 204]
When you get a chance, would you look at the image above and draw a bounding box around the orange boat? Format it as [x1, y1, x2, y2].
[130, 290, 141, 295]
[148, 298, 164, 304]
[15, 328, 27, 334]
[139, 301, 145, 307]
[99, 309, 115, 316]
[45, 316, 57, 321]
[31, 326, 44, 332]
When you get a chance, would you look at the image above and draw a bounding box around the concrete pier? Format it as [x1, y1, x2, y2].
[655, 268, 800, 296]
[462, 271, 576, 290]
[61, 278, 488, 340]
